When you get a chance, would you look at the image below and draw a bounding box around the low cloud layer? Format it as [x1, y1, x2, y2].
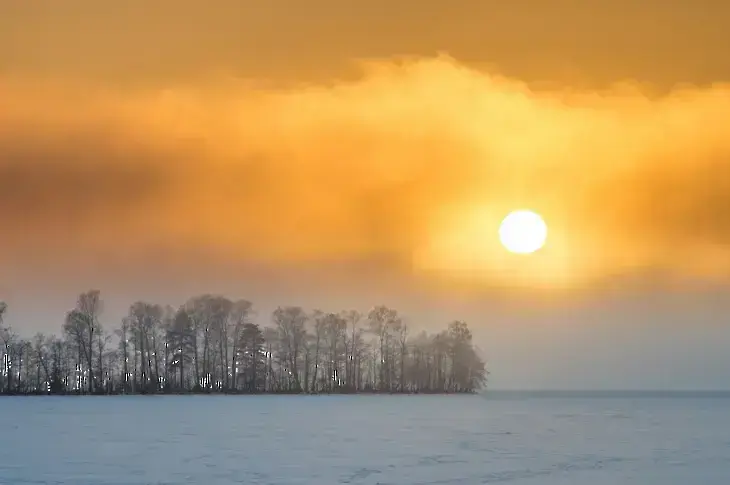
[2, 57, 729, 292]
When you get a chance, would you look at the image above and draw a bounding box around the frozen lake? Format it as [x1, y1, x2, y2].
[1, 392, 729, 484]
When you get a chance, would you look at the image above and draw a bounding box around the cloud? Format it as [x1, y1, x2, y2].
[1, 56, 729, 292]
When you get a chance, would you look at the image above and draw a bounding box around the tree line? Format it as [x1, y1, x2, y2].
[0, 291, 488, 395]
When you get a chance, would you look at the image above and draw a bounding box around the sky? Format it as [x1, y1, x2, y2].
[2, 0, 730, 390]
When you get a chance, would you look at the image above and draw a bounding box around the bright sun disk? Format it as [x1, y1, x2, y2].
[499, 210, 548, 254]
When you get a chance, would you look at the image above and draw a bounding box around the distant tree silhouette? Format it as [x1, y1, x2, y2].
[63, 291, 102, 393]
[166, 307, 196, 392]
[239, 322, 266, 392]
[1, 302, 18, 393]
[0, 292, 489, 395]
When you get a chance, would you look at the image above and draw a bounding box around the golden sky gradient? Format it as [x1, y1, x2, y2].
[2, 0, 730, 295]
[2, 56, 730, 294]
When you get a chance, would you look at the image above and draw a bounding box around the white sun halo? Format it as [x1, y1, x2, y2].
[498, 210, 548, 254]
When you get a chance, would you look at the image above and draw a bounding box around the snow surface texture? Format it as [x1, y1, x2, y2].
[1, 393, 729, 484]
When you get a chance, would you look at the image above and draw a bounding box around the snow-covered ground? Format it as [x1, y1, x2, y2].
[1, 393, 729, 484]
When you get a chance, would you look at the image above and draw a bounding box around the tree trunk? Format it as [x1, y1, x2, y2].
[87, 327, 94, 394]
[152, 333, 160, 391]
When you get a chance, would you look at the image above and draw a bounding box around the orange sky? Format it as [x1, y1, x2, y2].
[2, 57, 729, 293]
[2, 0, 730, 389]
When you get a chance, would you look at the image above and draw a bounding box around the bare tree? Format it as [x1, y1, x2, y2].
[398, 320, 409, 391]
[0, 302, 8, 390]
[272, 306, 308, 392]
[447, 321, 471, 391]
[341, 310, 365, 391]
[127, 302, 163, 392]
[324, 312, 347, 391]
[48, 336, 67, 393]
[1, 303, 18, 393]
[95, 329, 111, 393]
[31, 333, 52, 393]
[63, 290, 103, 393]
[116, 317, 132, 393]
[167, 307, 196, 391]
[229, 300, 253, 390]
[206, 296, 233, 390]
[367, 305, 401, 391]
[262, 327, 278, 392]
[308, 311, 326, 392]
[238, 322, 265, 392]
[185, 295, 233, 390]
[14, 339, 30, 392]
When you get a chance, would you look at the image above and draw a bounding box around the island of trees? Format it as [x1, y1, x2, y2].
[0, 291, 488, 395]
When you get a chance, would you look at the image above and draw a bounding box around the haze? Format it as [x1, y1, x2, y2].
[2, 0, 729, 390]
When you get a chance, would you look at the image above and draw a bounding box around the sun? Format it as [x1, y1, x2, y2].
[498, 210, 548, 254]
